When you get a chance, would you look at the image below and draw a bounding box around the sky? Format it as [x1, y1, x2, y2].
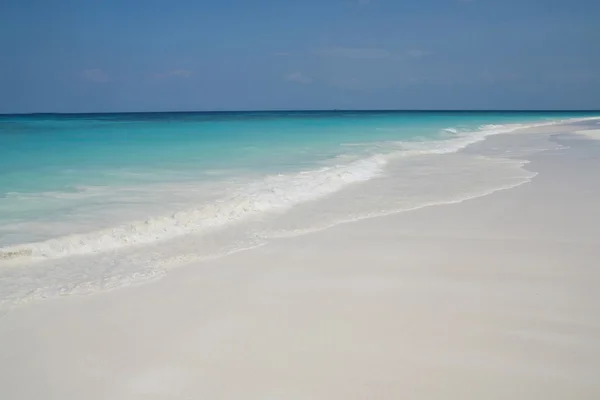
[1, 0, 599, 113]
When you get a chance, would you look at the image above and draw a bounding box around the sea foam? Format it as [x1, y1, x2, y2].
[0, 156, 387, 261]
[0, 118, 579, 264]
[2, 115, 600, 309]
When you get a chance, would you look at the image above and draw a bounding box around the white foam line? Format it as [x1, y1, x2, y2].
[265, 117, 600, 240]
[268, 165, 537, 240]
[0, 156, 388, 262]
[1, 116, 596, 264]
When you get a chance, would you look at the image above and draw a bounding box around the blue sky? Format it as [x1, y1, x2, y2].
[1, 0, 599, 113]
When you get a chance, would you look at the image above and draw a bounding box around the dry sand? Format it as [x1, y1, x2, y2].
[0, 126, 599, 399]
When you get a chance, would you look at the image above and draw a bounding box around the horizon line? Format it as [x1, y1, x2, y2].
[2, 109, 600, 116]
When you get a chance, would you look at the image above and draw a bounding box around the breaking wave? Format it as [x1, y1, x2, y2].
[0, 119, 570, 263]
[0, 155, 387, 261]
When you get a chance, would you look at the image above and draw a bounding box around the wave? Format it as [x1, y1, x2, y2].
[397, 122, 534, 156]
[0, 118, 581, 263]
[0, 155, 387, 262]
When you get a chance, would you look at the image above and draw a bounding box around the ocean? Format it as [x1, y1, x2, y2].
[1, 111, 598, 307]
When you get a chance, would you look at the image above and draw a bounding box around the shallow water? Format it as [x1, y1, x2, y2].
[1, 111, 598, 307]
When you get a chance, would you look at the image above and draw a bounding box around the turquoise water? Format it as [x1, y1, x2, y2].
[1, 111, 599, 307]
[3, 111, 590, 194]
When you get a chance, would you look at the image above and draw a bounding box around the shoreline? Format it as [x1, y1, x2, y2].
[1, 122, 600, 399]
[0, 118, 598, 310]
[2, 117, 592, 310]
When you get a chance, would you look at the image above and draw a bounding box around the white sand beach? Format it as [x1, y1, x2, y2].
[1, 123, 599, 399]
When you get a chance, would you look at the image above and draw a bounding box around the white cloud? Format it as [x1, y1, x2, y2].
[285, 72, 312, 84]
[318, 47, 391, 59]
[153, 69, 192, 80]
[81, 69, 111, 83]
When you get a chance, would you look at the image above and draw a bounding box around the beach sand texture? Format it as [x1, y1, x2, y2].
[0, 123, 599, 399]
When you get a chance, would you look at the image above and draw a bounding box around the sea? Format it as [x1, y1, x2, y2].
[1, 111, 598, 308]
